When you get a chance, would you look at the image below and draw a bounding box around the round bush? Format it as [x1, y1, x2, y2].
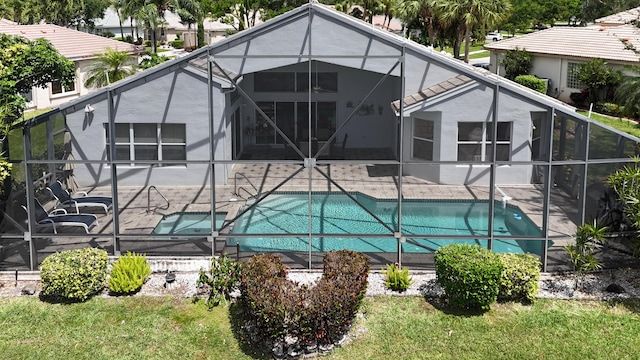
[435, 244, 503, 310]
[40, 248, 108, 301]
[498, 253, 541, 303]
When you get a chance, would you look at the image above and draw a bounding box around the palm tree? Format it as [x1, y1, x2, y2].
[615, 66, 640, 118]
[396, 0, 439, 46]
[175, 0, 204, 48]
[380, 0, 399, 29]
[135, 3, 166, 53]
[84, 48, 138, 89]
[439, 0, 511, 63]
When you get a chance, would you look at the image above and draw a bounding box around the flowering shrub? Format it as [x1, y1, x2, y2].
[0, 157, 11, 197]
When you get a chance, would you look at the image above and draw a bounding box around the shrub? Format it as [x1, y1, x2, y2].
[435, 244, 503, 310]
[382, 263, 412, 292]
[239, 250, 369, 355]
[108, 252, 152, 295]
[565, 221, 607, 275]
[498, 253, 541, 303]
[595, 102, 623, 117]
[515, 75, 547, 94]
[170, 39, 184, 49]
[40, 248, 108, 301]
[142, 39, 151, 47]
[197, 254, 242, 308]
[500, 47, 532, 80]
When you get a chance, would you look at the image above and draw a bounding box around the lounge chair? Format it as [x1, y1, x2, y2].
[331, 133, 348, 159]
[47, 180, 112, 214]
[22, 199, 98, 234]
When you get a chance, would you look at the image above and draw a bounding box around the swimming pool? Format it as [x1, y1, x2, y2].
[228, 192, 544, 254]
[152, 212, 228, 235]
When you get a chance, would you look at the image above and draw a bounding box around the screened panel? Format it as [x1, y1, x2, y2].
[588, 122, 640, 159]
[553, 116, 587, 161]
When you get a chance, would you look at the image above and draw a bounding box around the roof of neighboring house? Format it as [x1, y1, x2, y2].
[595, 6, 640, 26]
[0, 18, 17, 25]
[0, 22, 144, 61]
[484, 25, 640, 64]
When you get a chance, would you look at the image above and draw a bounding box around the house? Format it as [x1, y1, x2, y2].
[7, 3, 639, 271]
[91, 7, 235, 48]
[595, 6, 640, 26]
[0, 21, 144, 111]
[484, 25, 640, 103]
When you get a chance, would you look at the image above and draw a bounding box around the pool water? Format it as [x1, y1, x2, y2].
[229, 192, 544, 254]
[152, 212, 228, 234]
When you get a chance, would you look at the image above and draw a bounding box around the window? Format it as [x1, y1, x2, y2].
[254, 72, 296, 92]
[412, 118, 434, 160]
[51, 80, 76, 95]
[105, 123, 186, 166]
[457, 122, 511, 161]
[254, 71, 338, 92]
[566, 62, 584, 89]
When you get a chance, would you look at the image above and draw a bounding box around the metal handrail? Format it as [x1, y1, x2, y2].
[147, 185, 170, 213]
[233, 172, 259, 198]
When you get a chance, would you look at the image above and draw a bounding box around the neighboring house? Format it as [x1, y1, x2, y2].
[91, 8, 234, 47]
[160, 11, 235, 47]
[90, 7, 140, 40]
[595, 6, 640, 26]
[0, 21, 144, 111]
[484, 25, 640, 103]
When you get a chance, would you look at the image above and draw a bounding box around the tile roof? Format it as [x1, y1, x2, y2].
[0, 23, 144, 61]
[391, 75, 474, 112]
[484, 25, 640, 64]
[596, 6, 640, 25]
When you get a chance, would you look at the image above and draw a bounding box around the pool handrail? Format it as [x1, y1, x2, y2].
[147, 185, 170, 213]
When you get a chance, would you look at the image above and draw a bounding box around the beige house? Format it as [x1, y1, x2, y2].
[484, 25, 640, 103]
[0, 21, 143, 111]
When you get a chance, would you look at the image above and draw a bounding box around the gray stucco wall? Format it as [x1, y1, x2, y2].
[66, 68, 231, 187]
[402, 82, 549, 185]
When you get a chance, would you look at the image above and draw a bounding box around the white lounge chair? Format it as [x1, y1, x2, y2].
[23, 199, 98, 234]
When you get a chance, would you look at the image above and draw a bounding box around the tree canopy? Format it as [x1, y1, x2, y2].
[0, 34, 75, 124]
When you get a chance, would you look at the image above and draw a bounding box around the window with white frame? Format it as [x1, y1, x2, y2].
[457, 122, 511, 162]
[105, 123, 186, 166]
[566, 62, 584, 89]
[412, 118, 434, 160]
[51, 79, 76, 95]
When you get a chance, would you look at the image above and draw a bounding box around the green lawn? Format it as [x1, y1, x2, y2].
[1, 296, 640, 360]
[578, 110, 640, 139]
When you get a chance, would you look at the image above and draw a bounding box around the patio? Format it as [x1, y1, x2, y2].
[0, 162, 589, 271]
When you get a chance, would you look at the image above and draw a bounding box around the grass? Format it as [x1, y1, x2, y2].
[2, 296, 640, 359]
[578, 110, 640, 139]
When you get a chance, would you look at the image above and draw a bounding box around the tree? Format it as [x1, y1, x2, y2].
[206, 0, 307, 31]
[615, 66, 640, 118]
[175, 0, 204, 48]
[135, 3, 166, 53]
[396, 0, 440, 47]
[575, 58, 621, 104]
[84, 48, 138, 89]
[0, 34, 75, 124]
[439, 0, 512, 63]
[500, 47, 532, 80]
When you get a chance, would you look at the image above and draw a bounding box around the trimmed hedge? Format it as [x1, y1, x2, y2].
[239, 250, 369, 354]
[108, 252, 152, 295]
[515, 74, 547, 94]
[435, 244, 503, 310]
[40, 248, 108, 301]
[498, 253, 541, 303]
